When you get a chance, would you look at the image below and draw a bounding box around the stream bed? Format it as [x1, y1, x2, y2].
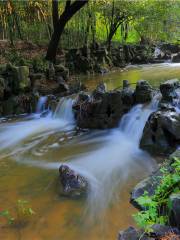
[0, 63, 180, 240]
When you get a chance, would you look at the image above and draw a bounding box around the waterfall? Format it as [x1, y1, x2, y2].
[61, 98, 158, 217]
[36, 96, 48, 113]
[0, 97, 75, 150]
[53, 97, 75, 124]
[0, 94, 158, 218]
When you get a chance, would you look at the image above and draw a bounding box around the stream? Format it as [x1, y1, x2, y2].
[0, 63, 180, 240]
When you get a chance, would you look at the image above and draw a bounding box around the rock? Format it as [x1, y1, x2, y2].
[73, 89, 124, 129]
[134, 80, 153, 103]
[131, 150, 180, 209]
[18, 66, 31, 91]
[47, 62, 55, 80]
[169, 193, 180, 229]
[118, 227, 152, 240]
[92, 82, 107, 97]
[0, 77, 5, 100]
[121, 87, 134, 106]
[123, 80, 130, 89]
[1, 94, 37, 116]
[34, 77, 68, 95]
[118, 227, 139, 240]
[130, 170, 161, 210]
[150, 224, 179, 238]
[69, 81, 87, 94]
[140, 110, 180, 155]
[54, 64, 69, 81]
[59, 165, 88, 197]
[172, 53, 180, 63]
[160, 79, 179, 103]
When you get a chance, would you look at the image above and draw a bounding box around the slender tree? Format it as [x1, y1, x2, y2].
[46, 0, 88, 62]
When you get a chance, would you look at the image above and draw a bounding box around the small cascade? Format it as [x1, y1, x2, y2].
[154, 47, 162, 58]
[36, 96, 48, 113]
[0, 97, 75, 150]
[119, 94, 159, 143]
[53, 97, 75, 124]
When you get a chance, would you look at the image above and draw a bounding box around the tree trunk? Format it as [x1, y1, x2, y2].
[46, 0, 88, 62]
[46, 22, 65, 62]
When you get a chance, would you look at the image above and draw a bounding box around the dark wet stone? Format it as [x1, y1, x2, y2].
[121, 87, 134, 106]
[172, 53, 180, 63]
[59, 165, 88, 198]
[73, 89, 124, 129]
[54, 64, 69, 81]
[150, 224, 180, 238]
[160, 79, 179, 103]
[118, 227, 139, 240]
[140, 109, 180, 155]
[169, 193, 180, 229]
[134, 80, 153, 103]
[0, 77, 5, 100]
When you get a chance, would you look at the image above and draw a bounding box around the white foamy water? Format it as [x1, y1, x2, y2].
[0, 97, 75, 150]
[36, 96, 48, 113]
[0, 94, 159, 218]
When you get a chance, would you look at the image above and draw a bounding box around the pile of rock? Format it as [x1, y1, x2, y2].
[0, 62, 71, 117]
[73, 80, 154, 129]
[140, 79, 180, 155]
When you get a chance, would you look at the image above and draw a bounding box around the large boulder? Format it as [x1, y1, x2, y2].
[73, 89, 124, 129]
[140, 109, 180, 155]
[134, 80, 153, 103]
[169, 193, 180, 229]
[118, 227, 140, 240]
[131, 150, 179, 209]
[54, 64, 69, 81]
[172, 53, 180, 63]
[59, 165, 88, 198]
[1, 94, 37, 116]
[121, 80, 135, 106]
[18, 66, 31, 91]
[159, 79, 179, 104]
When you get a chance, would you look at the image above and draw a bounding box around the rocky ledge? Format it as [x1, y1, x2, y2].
[140, 79, 180, 155]
[119, 149, 180, 240]
[73, 80, 153, 129]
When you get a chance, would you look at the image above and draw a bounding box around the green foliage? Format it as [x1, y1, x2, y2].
[0, 0, 179, 47]
[133, 157, 180, 232]
[32, 56, 48, 73]
[3, 49, 28, 66]
[0, 199, 35, 228]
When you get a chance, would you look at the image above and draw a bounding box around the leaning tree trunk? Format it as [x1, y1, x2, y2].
[46, 0, 88, 62]
[46, 22, 65, 61]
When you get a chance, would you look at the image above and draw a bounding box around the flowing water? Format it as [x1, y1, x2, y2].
[0, 63, 179, 240]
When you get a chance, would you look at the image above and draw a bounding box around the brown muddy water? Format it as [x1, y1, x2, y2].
[0, 63, 179, 240]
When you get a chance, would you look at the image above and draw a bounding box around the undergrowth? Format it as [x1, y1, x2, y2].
[133, 157, 180, 233]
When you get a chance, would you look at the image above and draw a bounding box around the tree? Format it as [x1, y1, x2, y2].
[46, 0, 88, 62]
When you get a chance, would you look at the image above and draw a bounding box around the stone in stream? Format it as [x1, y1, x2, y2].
[140, 109, 180, 155]
[134, 80, 153, 103]
[140, 79, 180, 155]
[59, 165, 88, 198]
[159, 79, 179, 104]
[121, 80, 134, 106]
[73, 89, 124, 129]
[172, 52, 180, 63]
[73, 81, 137, 129]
